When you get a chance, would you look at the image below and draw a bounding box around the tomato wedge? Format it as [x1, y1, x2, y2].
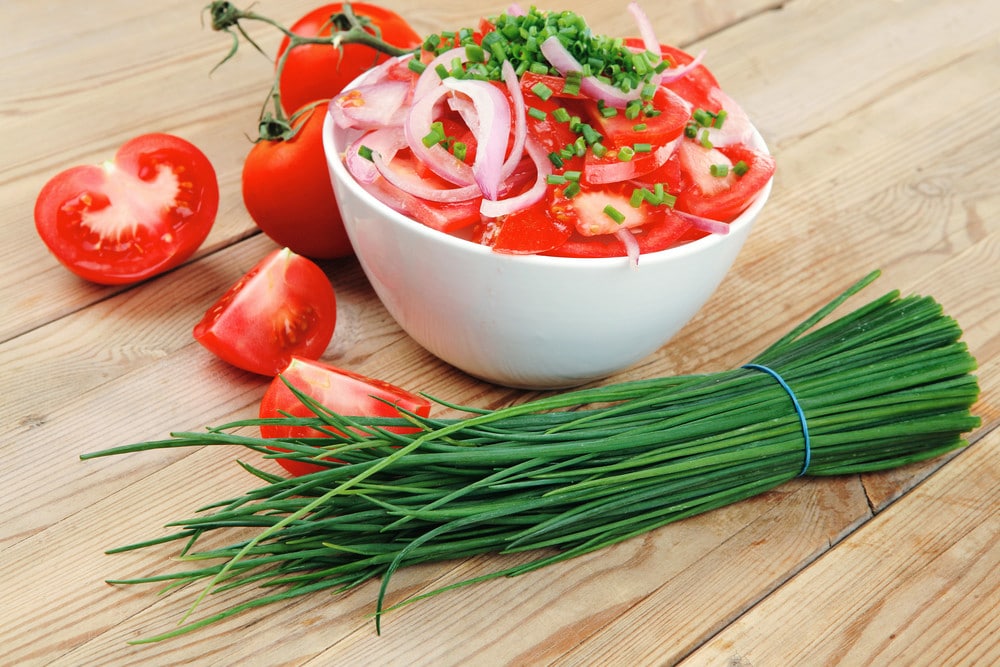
[193, 248, 337, 376]
[259, 357, 432, 476]
[34, 133, 218, 285]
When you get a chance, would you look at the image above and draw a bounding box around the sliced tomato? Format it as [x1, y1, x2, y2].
[480, 198, 573, 254]
[193, 248, 337, 376]
[34, 133, 218, 285]
[674, 141, 776, 221]
[652, 42, 721, 111]
[363, 150, 484, 233]
[544, 182, 695, 257]
[588, 86, 689, 148]
[259, 357, 432, 476]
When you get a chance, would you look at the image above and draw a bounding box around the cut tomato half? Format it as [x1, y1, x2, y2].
[259, 357, 432, 476]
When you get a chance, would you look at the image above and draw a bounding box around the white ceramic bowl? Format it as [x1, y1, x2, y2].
[324, 113, 771, 389]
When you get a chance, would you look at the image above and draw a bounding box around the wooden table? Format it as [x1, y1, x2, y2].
[3, 0, 997, 664]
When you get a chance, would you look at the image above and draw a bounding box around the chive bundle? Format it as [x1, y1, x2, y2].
[82, 271, 980, 642]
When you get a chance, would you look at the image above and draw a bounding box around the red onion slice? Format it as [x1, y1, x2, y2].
[480, 137, 552, 218]
[674, 209, 731, 235]
[414, 47, 470, 100]
[329, 80, 411, 130]
[404, 82, 476, 186]
[658, 49, 708, 84]
[499, 59, 527, 182]
[615, 227, 641, 268]
[627, 2, 660, 59]
[344, 127, 407, 184]
[585, 136, 679, 185]
[442, 77, 511, 200]
[371, 151, 482, 203]
[702, 88, 755, 147]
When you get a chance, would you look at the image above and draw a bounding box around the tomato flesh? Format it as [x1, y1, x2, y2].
[259, 357, 432, 476]
[193, 248, 337, 376]
[34, 133, 218, 285]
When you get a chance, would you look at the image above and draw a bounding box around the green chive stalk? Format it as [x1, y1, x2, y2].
[82, 271, 980, 643]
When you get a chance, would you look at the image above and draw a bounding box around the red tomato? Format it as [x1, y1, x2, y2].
[674, 142, 776, 221]
[34, 133, 218, 285]
[243, 106, 353, 259]
[647, 40, 721, 111]
[193, 248, 337, 376]
[276, 3, 422, 115]
[259, 357, 432, 476]
[480, 199, 573, 254]
[545, 182, 695, 258]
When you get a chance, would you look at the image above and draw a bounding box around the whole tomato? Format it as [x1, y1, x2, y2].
[276, 2, 423, 115]
[242, 106, 352, 258]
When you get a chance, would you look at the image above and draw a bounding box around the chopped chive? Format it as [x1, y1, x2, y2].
[423, 33, 441, 51]
[633, 143, 652, 153]
[563, 71, 582, 96]
[629, 188, 645, 208]
[562, 181, 581, 198]
[407, 59, 427, 74]
[603, 204, 627, 224]
[553, 107, 571, 123]
[710, 164, 729, 177]
[435, 63, 450, 80]
[546, 174, 568, 185]
[633, 123, 647, 131]
[529, 62, 550, 75]
[684, 123, 698, 138]
[581, 124, 603, 145]
[421, 121, 446, 148]
[641, 82, 656, 100]
[548, 152, 565, 168]
[573, 136, 587, 157]
[733, 160, 749, 176]
[357, 145, 374, 161]
[528, 107, 548, 121]
[713, 109, 728, 128]
[600, 105, 618, 118]
[617, 146, 635, 161]
[625, 100, 641, 120]
[592, 142, 608, 158]
[453, 142, 467, 162]
[465, 44, 485, 63]
[699, 129, 714, 149]
[693, 108, 713, 126]
[531, 82, 554, 100]
[563, 170, 581, 182]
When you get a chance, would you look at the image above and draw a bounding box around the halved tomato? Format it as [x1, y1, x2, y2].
[193, 248, 337, 376]
[34, 133, 218, 285]
[259, 357, 432, 476]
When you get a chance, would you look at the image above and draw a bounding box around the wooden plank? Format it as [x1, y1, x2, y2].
[680, 426, 1000, 667]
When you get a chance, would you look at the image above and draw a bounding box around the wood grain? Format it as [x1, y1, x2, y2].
[1, 0, 996, 664]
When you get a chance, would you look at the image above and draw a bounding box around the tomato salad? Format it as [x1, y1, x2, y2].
[329, 3, 774, 262]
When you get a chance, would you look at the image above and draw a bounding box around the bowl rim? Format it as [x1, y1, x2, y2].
[323, 87, 772, 269]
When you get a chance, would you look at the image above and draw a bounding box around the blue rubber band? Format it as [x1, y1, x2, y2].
[742, 364, 811, 476]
